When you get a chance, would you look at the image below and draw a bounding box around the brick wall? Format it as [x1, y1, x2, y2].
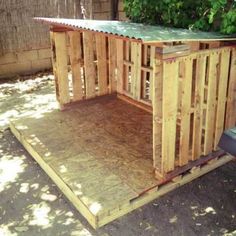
[0, 48, 51, 79]
[0, 0, 127, 79]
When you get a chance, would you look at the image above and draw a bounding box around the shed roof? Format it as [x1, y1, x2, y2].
[35, 17, 236, 43]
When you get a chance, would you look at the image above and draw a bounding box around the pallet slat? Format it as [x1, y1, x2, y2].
[108, 38, 117, 93]
[83, 31, 96, 99]
[153, 57, 163, 172]
[204, 53, 219, 155]
[52, 32, 70, 107]
[162, 60, 179, 173]
[116, 39, 124, 94]
[68, 31, 83, 101]
[225, 48, 236, 128]
[131, 42, 142, 100]
[96, 34, 109, 95]
[192, 55, 206, 160]
[141, 45, 148, 99]
[179, 58, 193, 166]
[149, 46, 155, 102]
[124, 41, 130, 92]
[214, 50, 230, 149]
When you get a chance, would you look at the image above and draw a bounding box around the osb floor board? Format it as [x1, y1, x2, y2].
[9, 95, 234, 228]
[10, 96, 156, 215]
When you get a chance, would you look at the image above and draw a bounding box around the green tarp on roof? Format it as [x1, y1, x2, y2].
[35, 18, 236, 43]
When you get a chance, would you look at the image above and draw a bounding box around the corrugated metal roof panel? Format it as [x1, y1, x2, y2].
[35, 17, 236, 43]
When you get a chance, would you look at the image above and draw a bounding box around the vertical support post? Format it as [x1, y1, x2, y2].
[149, 46, 156, 102]
[204, 53, 219, 155]
[179, 57, 193, 166]
[116, 39, 124, 94]
[214, 49, 230, 149]
[50, 31, 70, 109]
[225, 48, 236, 128]
[153, 52, 163, 175]
[108, 38, 117, 93]
[96, 34, 108, 95]
[142, 45, 148, 99]
[124, 41, 130, 92]
[131, 42, 141, 100]
[192, 55, 206, 160]
[83, 31, 96, 99]
[161, 59, 179, 173]
[68, 31, 83, 101]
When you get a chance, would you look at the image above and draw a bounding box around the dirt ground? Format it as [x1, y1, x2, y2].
[0, 73, 235, 236]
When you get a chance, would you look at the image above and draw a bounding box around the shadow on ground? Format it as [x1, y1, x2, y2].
[0, 73, 235, 236]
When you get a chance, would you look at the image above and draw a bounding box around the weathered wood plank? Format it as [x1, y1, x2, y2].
[153, 56, 163, 171]
[108, 38, 117, 93]
[162, 60, 179, 173]
[68, 31, 83, 101]
[83, 31, 96, 99]
[142, 45, 148, 99]
[124, 41, 130, 92]
[131, 42, 142, 100]
[204, 53, 219, 155]
[116, 39, 124, 94]
[130, 42, 136, 96]
[53, 32, 70, 106]
[96, 34, 108, 95]
[179, 58, 193, 166]
[214, 49, 230, 149]
[149, 46, 156, 102]
[50, 31, 59, 101]
[225, 48, 236, 128]
[192, 55, 206, 160]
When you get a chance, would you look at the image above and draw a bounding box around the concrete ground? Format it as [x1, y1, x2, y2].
[0, 73, 235, 236]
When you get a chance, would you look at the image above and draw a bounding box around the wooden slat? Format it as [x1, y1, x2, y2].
[162, 60, 179, 173]
[53, 32, 70, 106]
[131, 42, 141, 100]
[68, 31, 83, 101]
[124, 41, 130, 92]
[142, 45, 148, 99]
[116, 39, 124, 94]
[225, 48, 236, 128]
[50, 32, 58, 101]
[185, 41, 200, 52]
[192, 55, 207, 160]
[83, 32, 96, 99]
[153, 57, 163, 171]
[130, 42, 136, 96]
[96, 34, 108, 95]
[204, 53, 219, 155]
[108, 38, 117, 93]
[149, 46, 156, 102]
[214, 49, 230, 149]
[179, 58, 193, 166]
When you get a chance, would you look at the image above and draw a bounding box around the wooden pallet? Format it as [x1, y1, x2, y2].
[9, 96, 234, 229]
[50, 29, 236, 179]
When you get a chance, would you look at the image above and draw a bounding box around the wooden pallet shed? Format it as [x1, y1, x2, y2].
[10, 18, 236, 228]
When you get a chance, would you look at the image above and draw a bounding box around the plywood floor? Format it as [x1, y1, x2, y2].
[10, 95, 158, 218]
[10, 95, 234, 228]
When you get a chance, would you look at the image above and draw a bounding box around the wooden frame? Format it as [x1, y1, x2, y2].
[50, 30, 236, 178]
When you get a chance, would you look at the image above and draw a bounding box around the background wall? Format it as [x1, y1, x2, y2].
[0, 0, 126, 79]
